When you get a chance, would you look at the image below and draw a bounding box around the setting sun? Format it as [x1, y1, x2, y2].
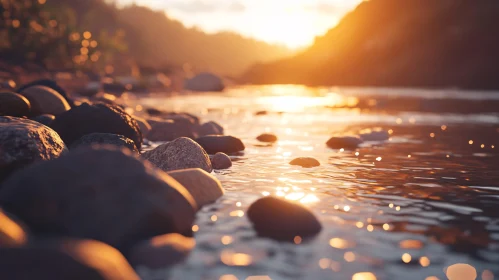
[117, 0, 362, 48]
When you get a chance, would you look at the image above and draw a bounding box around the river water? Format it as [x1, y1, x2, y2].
[124, 85, 499, 280]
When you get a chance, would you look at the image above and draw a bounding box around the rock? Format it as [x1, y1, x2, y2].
[195, 135, 245, 154]
[0, 146, 197, 251]
[50, 103, 142, 149]
[0, 210, 28, 247]
[211, 152, 232, 169]
[20, 85, 71, 116]
[132, 115, 151, 136]
[255, 110, 268, 116]
[31, 114, 56, 126]
[167, 168, 224, 209]
[289, 157, 320, 168]
[184, 72, 224, 92]
[0, 117, 67, 182]
[0, 239, 139, 280]
[128, 233, 195, 269]
[0, 91, 31, 117]
[142, 137, 212, 173]
[326, 136, 363, 150]
[70, 133, 139, 154]
[359, 128, 390, 141]
[247, 196, 322, 241]
[146, 107, 164, 116]
[146, 118, 196, 142]
[17, 79, 74, 107]
[164, 113, 199, 127]
[257, 133, 278, 143]
[197, 121, 224, 137]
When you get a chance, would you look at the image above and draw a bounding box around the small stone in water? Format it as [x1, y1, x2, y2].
[211, 152, 232, 169]
[247, 196, 322, 241]
[20, 85, 71, 116]
[289, 157, 320, 168]
[326, 136, 363, 150]
[359, 128, 390, 141]
[195, 135, 245, 154]
[256, 133, 278, 143]
[0, 91, 31, 117]
[167, 168, 224, 209]
[31, 114, 56, 127]
[127, 233, 195, 269]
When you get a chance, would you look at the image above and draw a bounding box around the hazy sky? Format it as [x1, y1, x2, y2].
[115, 0, 362, 48]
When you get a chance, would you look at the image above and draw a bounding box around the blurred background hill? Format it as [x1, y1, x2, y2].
[0, 0, 293, 78]
[242, 0, 499, 90]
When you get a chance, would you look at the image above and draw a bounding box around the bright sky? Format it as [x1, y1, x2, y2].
[115, 0, 362, 48]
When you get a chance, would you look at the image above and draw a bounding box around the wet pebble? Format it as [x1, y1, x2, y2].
[255, 110, 268, 116]
[0, 117, 67, 182]
[17, 79, 74, 107]
[128, 233, 195, 269]
[289, 157, 320, 168]
[326, 135, 363, 150]
[247, 196, 322, 241]
[0, 239, 139, 280]
[146, 118, 196, 142]
[142, 137, 212, 173]
[257, 133, 278, 143]
[167, 168, 224, 209]
[50, 103, 143, 149]
[0, 91, 31, 117]
[197, 121, 224, 136]
[195, 135, 245, 154]
[0, 146, 197, 251]
[20, 86, 71, 116]
[70, 133, 139, 154]
[211, 152, 232, 169]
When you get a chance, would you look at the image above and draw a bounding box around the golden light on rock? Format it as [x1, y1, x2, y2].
[329, 238, 354, 249]
[401, 253, 412, 263]
[221, 250, 253, 266]
[419, 256, 430, 267]
[352, 272, 377, 280]
[344, 252, 356, 262]
[446, 264, 477, 280]
[399, 240, 423, 249]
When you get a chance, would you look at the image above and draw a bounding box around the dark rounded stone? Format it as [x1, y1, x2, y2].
[247, 196, 322, 241]
[146, 118, 196, 142]
[31, 114, 56, 126]
[326, 136, 363, 150]
[197, 121, 224, 137]
[70, 133, 138, 154]
[142, 137, 212, 172]
[359, 128, 390, 141]
[20, 85, 71, 116]
[146, 107, 164, 116]
[289, 157, 320, 168]
[211, 152, 232, 169]
[255, 110, 268, 116]
[0, 146, 196, 251]
[50, 103, 142, 149]
[257, 133, 278, 143]
[128, 233, 195, 269]
[17, 79, 74, 107]
[0, 91, 31, 117]
[132, 115, 151, 136]
[0, 239, 139, 280]
[0, 117, 67, 183]
[195, 135, 245, 154]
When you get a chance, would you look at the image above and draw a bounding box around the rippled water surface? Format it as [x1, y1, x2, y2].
[126, 86, 499, 280]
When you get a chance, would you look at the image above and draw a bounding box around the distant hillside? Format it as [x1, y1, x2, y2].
[9, 0, 293, 75]
[242, 0, 499, 90]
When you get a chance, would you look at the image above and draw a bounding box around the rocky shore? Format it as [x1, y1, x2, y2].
[0, 79, 392, 279]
